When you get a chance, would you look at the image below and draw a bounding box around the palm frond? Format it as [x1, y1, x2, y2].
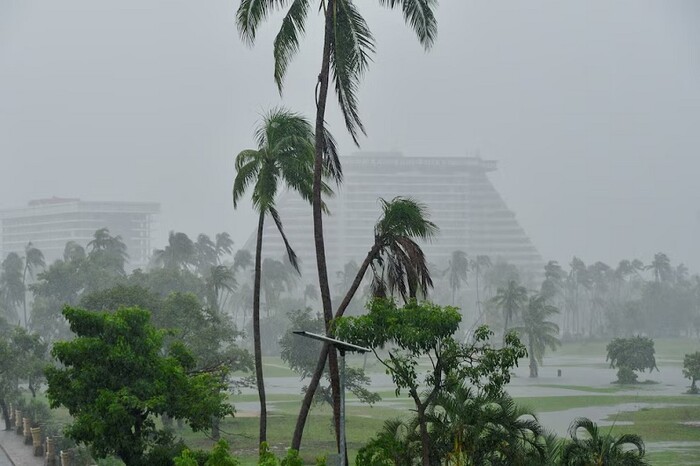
[322, 126, 343, 184]
[274, 0, 310, 92]
[236, 0, 282, 45]
[330, 0, 375, 144]
[378, 0, 438, 50]
[232, 153, 261, 208]
[268, 206, 300, 274]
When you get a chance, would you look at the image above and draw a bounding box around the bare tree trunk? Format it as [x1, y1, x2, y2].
[415, 401, 431, 466]
[253, 212, 267, 447]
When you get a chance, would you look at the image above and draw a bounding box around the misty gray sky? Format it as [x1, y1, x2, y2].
[1, 1, 699, 270]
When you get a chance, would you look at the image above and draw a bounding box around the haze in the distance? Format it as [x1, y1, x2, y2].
[1, 0, 698, 269]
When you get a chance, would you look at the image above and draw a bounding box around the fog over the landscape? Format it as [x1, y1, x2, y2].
[1, 0, 699, 269]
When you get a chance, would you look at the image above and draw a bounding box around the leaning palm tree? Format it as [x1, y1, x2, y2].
[152, 231, 195, 270]
[291, 196, 437, 449]
[515, 293, 561, 378]
[232, 108, 338, 447]
[492, 280, 528, 342]
[237, 2, 437, 451]
[21, 242, 45, 328]
[445, 250, 469, 305]
[561, 417, 649, 465]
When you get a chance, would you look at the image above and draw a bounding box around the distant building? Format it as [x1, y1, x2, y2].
[0, 198, 160, 270]
[245, 153, 542, 281]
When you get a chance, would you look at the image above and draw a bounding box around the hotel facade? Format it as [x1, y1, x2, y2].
[0, 198, 159, 270]
[248, 153, 542, 281]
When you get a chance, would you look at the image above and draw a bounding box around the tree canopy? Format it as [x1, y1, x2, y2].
[46, 306, 233, 466]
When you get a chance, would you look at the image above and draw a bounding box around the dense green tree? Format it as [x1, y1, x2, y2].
[0, 323, 23, 429]
[515, 294, 561, 378]
[683, 352, 700, 394]
[46, 307, 232, 466]
[10, 326, 48, 398]
[561, 417, 649, 466]
[491, 280, 528, 342]
[232, 108, 334, 446]
[337, 299, 526, 466]
[606, 336, 658, 384]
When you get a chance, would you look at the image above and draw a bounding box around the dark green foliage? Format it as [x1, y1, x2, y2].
[355, 418, 421, 466]
[606, 336, 658, 384]
[337, 299, 527, 464]
[561, 417, 649, 465]
[46, 307, 233, 466]
[683, 351, 700, 394]
[429, 386, 546, 465]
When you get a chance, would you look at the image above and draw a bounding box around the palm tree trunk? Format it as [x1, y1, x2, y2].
[253, 212, 267, 447]
[22, 265, 28, 328]
[529, 339, 538, 378]
[292, 242, 380, 450]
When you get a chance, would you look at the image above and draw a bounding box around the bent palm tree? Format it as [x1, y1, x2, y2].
[237, 1, 437, 451]
[515, 293, 561, 378]
[492, 280, 527, 342]
[292, 197, 437, 449]
[232, 108, 338, 447]
[562, 417, 649, 465]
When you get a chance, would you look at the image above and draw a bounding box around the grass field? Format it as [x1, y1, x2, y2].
[16, 338, 700, 465]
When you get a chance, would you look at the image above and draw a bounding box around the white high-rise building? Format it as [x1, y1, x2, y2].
[247, 153, 542, 280]
[0, 198, 159, 269]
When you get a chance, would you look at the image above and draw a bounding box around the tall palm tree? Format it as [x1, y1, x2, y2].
[445, 250, 469, 305]
[515, 293, 561, 378]
[492, 280, 527, 342]
[21, 242, 45, 328]
[87, 228, 129, 275]
[292, 196, 437, 449]
[237, 2, 437, 452]
[0, 252, 24, 324]
[561, 417, 649, 465]
[205, 264, 237, 312]
[194, 234, 217, 272]
[647, 252, 672, 283]
[232, 108, 338, 447]
[214, 232, 234, 262]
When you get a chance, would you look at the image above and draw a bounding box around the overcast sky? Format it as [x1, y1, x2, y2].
[1, 1, 699, 271]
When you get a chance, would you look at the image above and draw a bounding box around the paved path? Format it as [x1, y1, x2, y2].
[0, 428, 44, 466]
